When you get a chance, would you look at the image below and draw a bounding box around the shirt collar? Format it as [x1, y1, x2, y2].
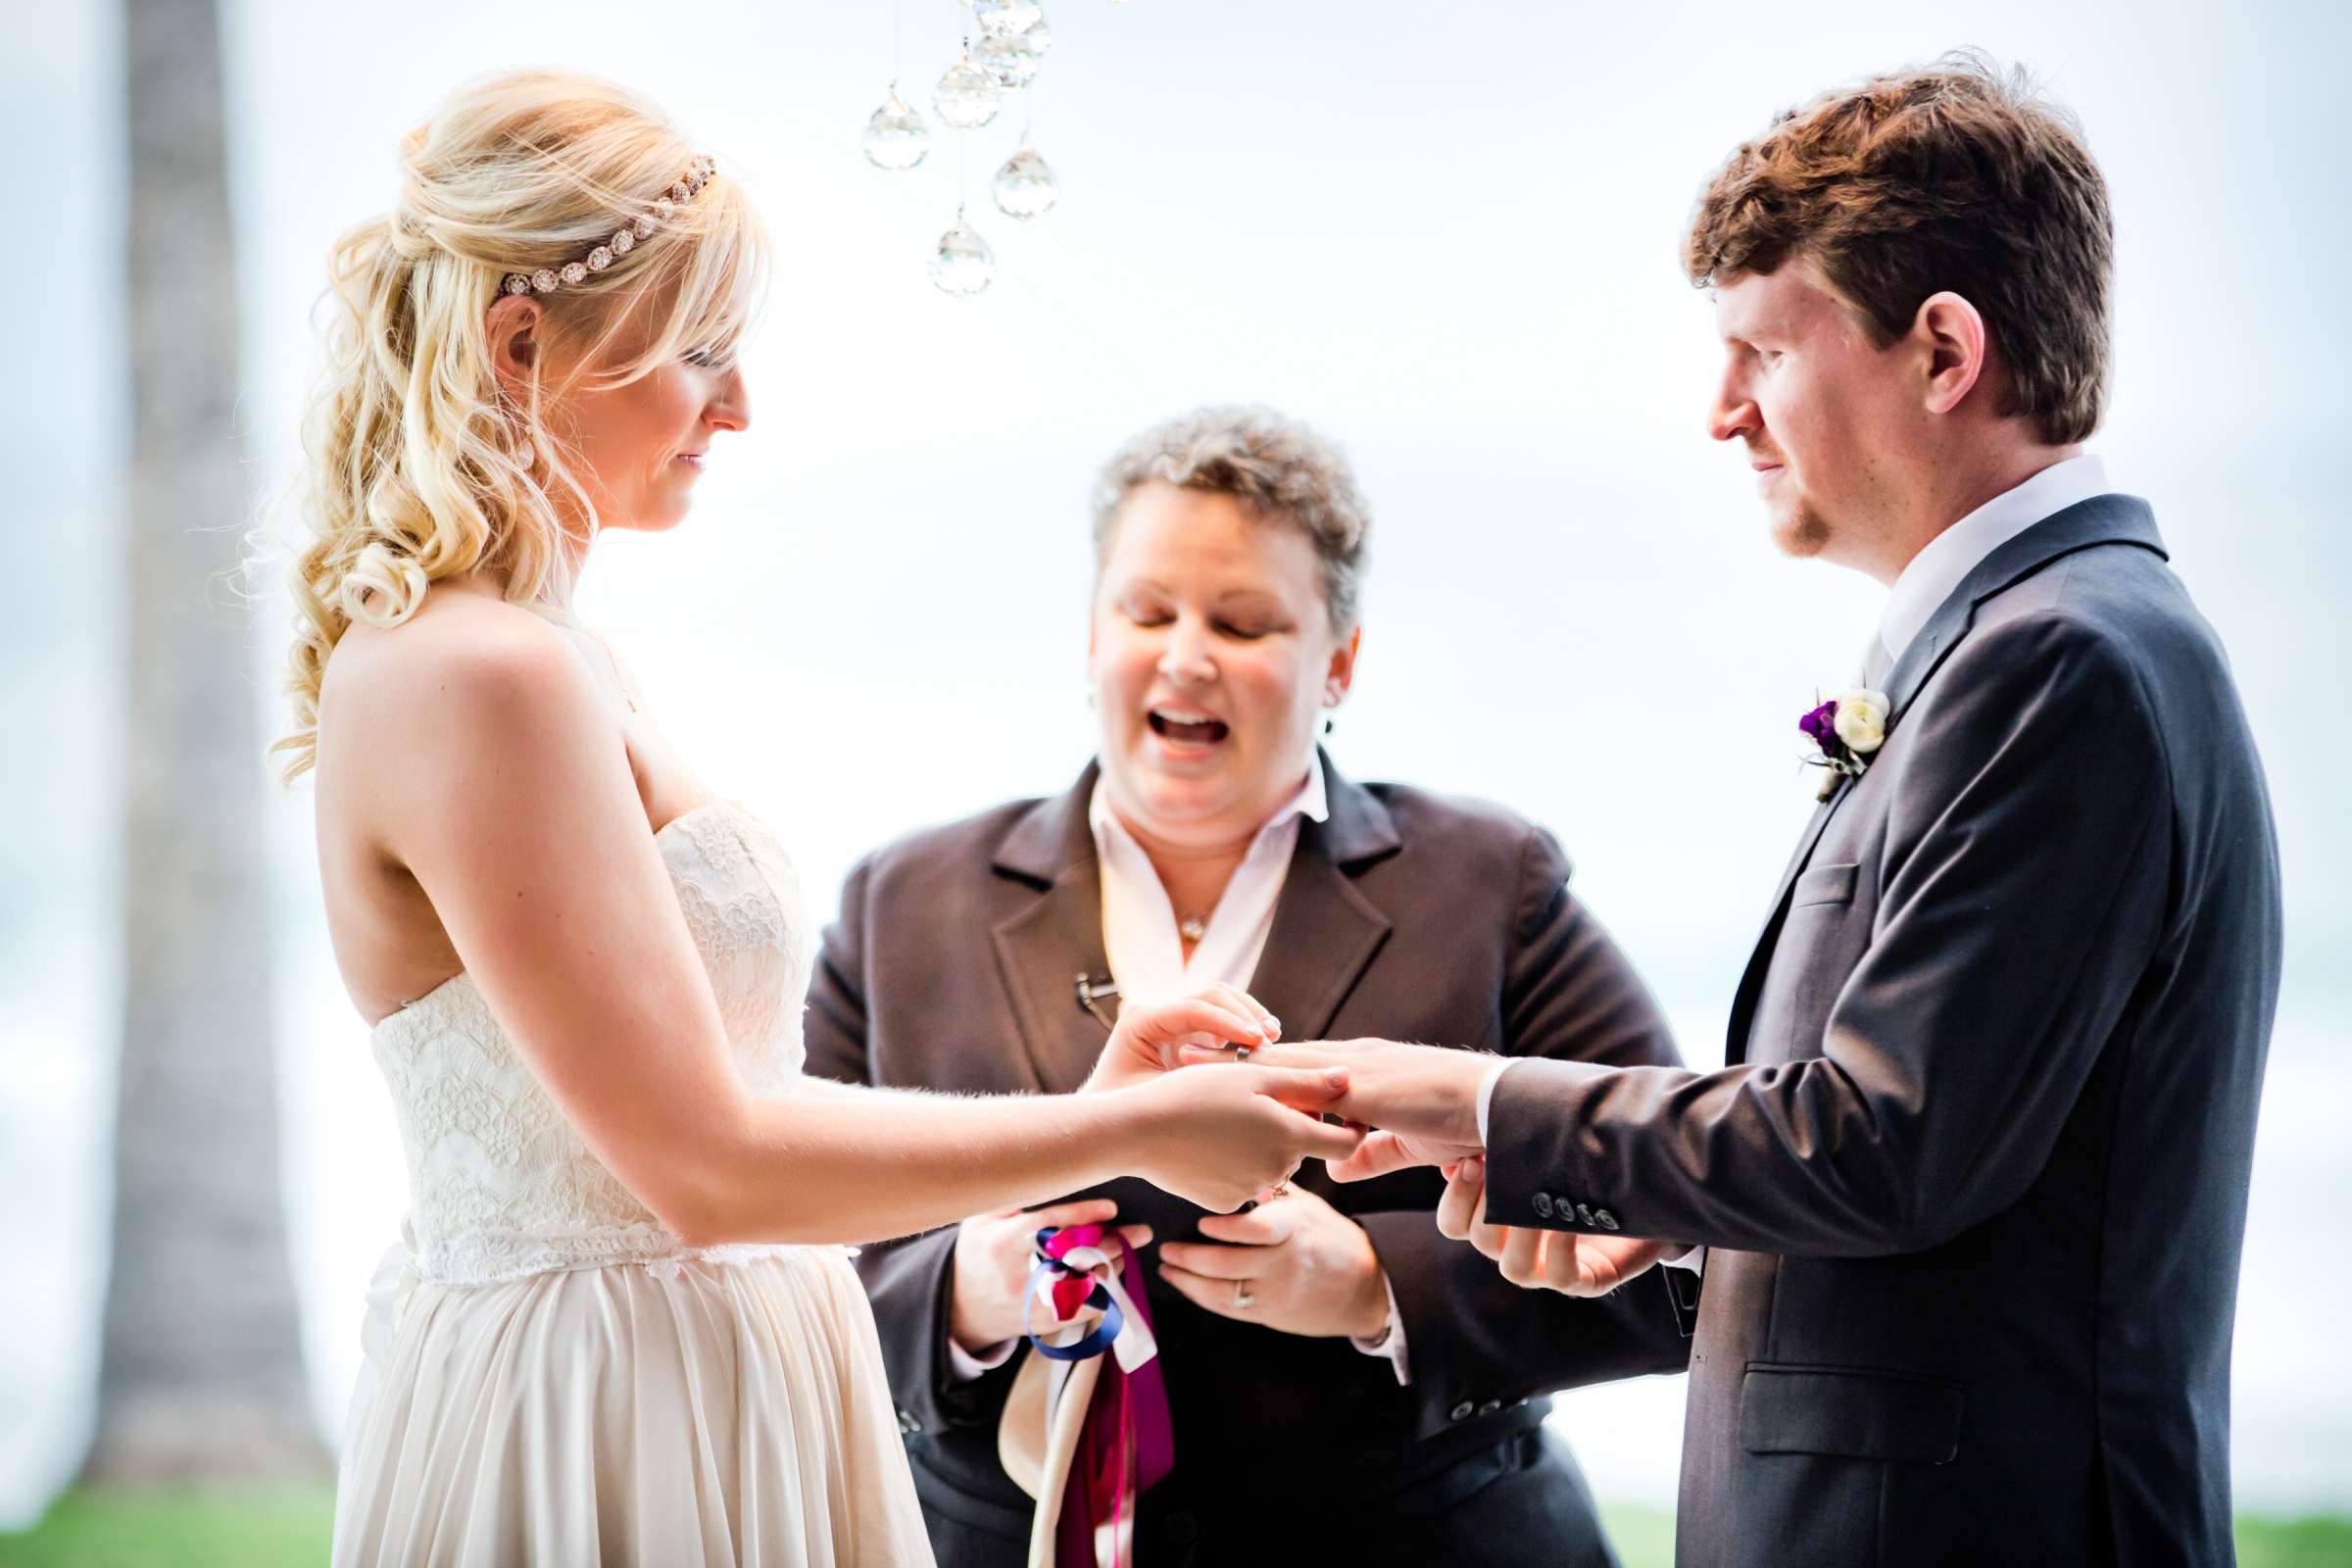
[1878, 454, 2111, 670]
[1087, 754, 1330, 858]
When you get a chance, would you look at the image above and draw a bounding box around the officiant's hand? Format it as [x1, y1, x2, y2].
[1175, 1037, 1490, 1178]
[1154, 1186, 1391, 1340]
[1438, 1156, 1674, 1298]
[950, 1199, 1154, 1353]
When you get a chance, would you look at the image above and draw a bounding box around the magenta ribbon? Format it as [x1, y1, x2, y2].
[1029, 1223, 1174, 1568]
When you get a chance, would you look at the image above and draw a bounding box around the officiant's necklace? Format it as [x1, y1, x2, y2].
[1178, 913, 1208, 945]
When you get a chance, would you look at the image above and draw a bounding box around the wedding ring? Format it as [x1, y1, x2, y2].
[1232, 1045, 1252, 1064]
[1234, 1281, 1255, 1311]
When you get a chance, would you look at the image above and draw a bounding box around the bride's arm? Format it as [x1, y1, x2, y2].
[375, 619, 1354, 1248]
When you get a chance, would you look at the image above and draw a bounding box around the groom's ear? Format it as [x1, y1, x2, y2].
[1914, 290, 1989, 417]
[1323, 625, 1362, 708]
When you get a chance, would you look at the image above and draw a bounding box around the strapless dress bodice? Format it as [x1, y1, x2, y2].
[368, 801, 811, 1286]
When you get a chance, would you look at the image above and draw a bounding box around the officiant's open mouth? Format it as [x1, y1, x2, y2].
[1148, 707, 1231, 752]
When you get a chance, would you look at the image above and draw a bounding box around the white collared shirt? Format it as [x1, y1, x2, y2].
[953, 754, 1414, 1382]
[1876, 454, 2111, 672]
[1089, 760, 1328, 1009]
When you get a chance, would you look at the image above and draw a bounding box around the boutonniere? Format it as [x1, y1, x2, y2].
[1798, 688, 1890, 801]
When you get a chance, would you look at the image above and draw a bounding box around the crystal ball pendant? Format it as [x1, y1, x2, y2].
[978, 20, 1051, 87]
[933, 51, 1002, 131]
[975, 0, 1044, 38]
[861, 90, 930, 171]
[992, 147, 1060, 220]
[929, 220, 996, 295]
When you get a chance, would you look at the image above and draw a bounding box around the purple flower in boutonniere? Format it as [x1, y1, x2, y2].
[1798, 687, 1890, 801]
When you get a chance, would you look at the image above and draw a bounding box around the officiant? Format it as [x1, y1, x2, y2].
[806, 406, 1690, 1567]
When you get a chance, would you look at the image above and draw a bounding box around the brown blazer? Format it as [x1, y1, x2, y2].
[804, 752, 1692, 1550]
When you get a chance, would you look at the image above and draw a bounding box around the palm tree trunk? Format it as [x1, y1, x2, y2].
[80, 0, 326, 1485]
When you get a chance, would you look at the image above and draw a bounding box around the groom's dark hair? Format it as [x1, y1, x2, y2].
[1684, 51, 2112, 446]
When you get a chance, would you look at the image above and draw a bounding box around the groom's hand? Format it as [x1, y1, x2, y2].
[1174, 1038, 1491, 1179]
[1438, 1156, 1674, 1298]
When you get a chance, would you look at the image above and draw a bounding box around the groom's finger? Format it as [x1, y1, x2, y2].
[1544, 1233, 1601, 1297]
[1496, 1222, 1546, 1288]
[1325, 1129, 1457, 1183]
[1176, 1041, 1343, 1070]
[1464, 1210, 1511, 1263]
[1245, 1065, 1357, 1124]
[1435, 1157, 1485, 1240]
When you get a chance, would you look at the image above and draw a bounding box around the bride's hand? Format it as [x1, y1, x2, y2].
[1082, 982, 1281, 1095]
[1117, 1063, 1366, 1213]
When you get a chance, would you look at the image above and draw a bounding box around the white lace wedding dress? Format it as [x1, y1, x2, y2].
[333, 799, 934, 1566]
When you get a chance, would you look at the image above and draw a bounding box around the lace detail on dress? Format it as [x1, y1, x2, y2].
[368, 801, 814, 1287]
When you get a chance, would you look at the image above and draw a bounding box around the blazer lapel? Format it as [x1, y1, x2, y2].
[1724, 493, 2168, 1064]
[989, 766, 1114, 1096]
[1248, 755, 1400, 1042]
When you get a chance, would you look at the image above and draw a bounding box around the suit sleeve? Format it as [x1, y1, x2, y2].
[1364, 824, 1693, 1439]
[1485, 612, 2172, 1257]
[803, 857, 1021, 1433]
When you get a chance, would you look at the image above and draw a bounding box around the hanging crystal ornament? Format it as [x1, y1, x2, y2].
[992, 147, 1060, 220]
[933, 48, 1002, 130]
[929, 210, 996, 296]
[861, 89, 930, 171]
[977, 19, 1052, 88]
[974, 0, 1044, 37]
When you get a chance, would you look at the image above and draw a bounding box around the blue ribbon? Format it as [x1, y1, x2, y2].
[1024, 1226, 1127, 1362]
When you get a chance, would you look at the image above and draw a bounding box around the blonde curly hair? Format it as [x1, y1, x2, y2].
[268, 70, 767, 781]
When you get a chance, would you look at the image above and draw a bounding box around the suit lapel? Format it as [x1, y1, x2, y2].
[1723, 494, 2168, 1064]
[1250, 762, 1400, 1040]
[989, 767, 1113, 1096]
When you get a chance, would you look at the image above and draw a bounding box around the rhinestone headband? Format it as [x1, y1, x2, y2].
[500, 156, 718, 297]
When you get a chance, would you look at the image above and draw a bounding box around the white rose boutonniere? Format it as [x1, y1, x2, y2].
[1798, 687, 1891, 801]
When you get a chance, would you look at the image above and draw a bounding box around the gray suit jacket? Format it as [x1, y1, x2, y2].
[1483, 496, 2282, 1567]
[805, 757, 1693, 1558]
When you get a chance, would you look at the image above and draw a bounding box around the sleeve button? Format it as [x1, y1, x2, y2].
[1449, 1400, 1475, 1422]
[1532, 1193, 1555, 1219]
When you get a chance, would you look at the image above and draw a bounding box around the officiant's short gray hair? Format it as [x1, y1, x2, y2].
[1091, 406, 1372, 633]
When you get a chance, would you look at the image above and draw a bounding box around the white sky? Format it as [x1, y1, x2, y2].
[5, 0, 2348, 1526]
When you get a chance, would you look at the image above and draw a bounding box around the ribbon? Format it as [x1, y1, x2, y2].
[1023, 1224, 1174, 1568]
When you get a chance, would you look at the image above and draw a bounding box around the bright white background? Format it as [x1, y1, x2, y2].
[6, 0, 2347, 1526]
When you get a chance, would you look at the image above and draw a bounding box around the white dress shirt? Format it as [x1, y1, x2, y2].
[954, 755, 1415, 1382]
[1473, 455, 2115, 1275]
[1876, 454, 2111, 672]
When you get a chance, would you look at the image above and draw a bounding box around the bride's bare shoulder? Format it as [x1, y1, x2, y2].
[321, 585, 601, 748]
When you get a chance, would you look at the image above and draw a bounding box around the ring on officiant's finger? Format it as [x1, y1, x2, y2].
[1234, 1281, 1255, 1310]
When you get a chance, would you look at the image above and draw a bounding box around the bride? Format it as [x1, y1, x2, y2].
[277, 71, 1360, 1566]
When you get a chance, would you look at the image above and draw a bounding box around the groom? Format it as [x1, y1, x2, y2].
[1246, 56, 2283, 1567]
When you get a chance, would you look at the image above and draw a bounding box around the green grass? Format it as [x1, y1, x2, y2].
[2, 1489, 2344, 1565]
[0, 1487, 336, 1567]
